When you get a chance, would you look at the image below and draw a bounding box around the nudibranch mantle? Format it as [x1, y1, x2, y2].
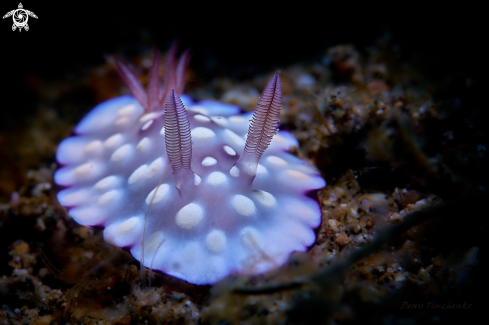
[55, 46, 325, 285]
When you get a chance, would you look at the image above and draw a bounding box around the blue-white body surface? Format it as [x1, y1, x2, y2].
[55, 49, 325, 284]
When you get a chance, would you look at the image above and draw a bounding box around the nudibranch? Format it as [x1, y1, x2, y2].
[54, 45, 325, 284]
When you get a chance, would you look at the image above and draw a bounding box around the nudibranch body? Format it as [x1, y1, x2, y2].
[55, 46, 325, 284]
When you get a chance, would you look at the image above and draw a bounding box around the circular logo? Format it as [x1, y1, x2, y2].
[13, 9, 28, 28]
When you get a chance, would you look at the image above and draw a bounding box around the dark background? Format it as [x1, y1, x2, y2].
[2, 2, 485, 197]
[0, 2, 486, 321]
[1, 3, 482, 123]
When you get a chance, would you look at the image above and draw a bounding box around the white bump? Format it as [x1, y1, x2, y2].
[286, 222, 315, 246]
[117, 104, 138, 115]
[95, 175, 118, 190]
[211, 116, 227, 127]
[202, 157, 217, 166]
[111, 144, 131, 162]
[105, 216, 142, 247]
[136, 137, 150, 153]
[192, 127, 216, 140]
[256, 164, 267, 174]
[194, 174, 201, 185]
[84, 140, 102, 153]
[228, 116, 248, 124]
[144, 231, 165, 254]
[141, 120, 153, 131]
[284, 201, 321, 227]
[231, 195, 255, 216]
[241, 227, 261, 248]
[116, 216, 140, 236]
[146, 184, 170, 204]
[194, 114, 211, 122]
[70, 206, 106, 225]
[179, 243, 201, 272]
[74, 163, 94, 176]
[229, 166, 240, 177]
[272, 134, 288, 146]
[58, 188, 92, 206]
[189, 105, 208, 115]
[252, 190, 276, 207]
[175, 203, 203, 229]
[207, 172, 227, 186]
[223, 145, 236, 156]
[223, 129, 245, 147]
[146, 158, 164, 178]
[160, 127, 166, 135]
[286, 170, 309, 180]
[98, 190, 117, 205]
[104, 133, 123, 149]
[128, 164, 148, 184]
[267, 155, 287, 166]
[115, 116, 132, 126]
[140, 112, 163, 123]
[55, 163, 104, 185]
[206, 230, 227, 253]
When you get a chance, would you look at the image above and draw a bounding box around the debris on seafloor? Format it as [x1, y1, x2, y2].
[0, 41, 484, 324]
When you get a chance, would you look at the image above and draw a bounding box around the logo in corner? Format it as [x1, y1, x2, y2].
[3, 3, 37, 32]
